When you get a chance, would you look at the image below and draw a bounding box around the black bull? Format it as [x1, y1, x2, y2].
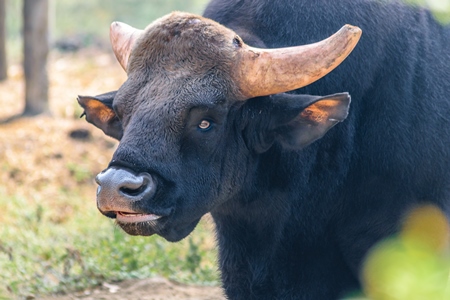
[77, 0, 450, 298]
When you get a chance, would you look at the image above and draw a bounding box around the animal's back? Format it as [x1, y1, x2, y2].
[205, 0, 450, 297]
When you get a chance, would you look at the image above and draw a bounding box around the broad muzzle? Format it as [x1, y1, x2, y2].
[95, 167, 157, 217]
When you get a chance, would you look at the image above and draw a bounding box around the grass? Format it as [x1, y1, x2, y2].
[0, 182, 218, 298]
[0, 189, 218, 298]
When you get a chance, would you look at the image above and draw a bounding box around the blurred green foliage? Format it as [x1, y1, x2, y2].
[404, 0, 450, 22]
[4, 0, 209, 61]
[52, 0, 209, 40]
[363, 237, 450, 299]
[344, 205, 450, 300]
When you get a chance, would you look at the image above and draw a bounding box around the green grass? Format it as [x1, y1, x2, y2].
[0, 187, 219, 298]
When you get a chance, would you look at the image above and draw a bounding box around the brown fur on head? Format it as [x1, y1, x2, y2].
[127, 12, 241, 99]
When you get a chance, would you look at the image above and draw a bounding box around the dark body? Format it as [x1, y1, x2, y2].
[79, 0, 450, 299]
[202, 0, 450, 298]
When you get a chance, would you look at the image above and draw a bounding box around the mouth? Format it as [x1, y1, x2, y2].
[100, 209, 169, 236]
[100, 207, 200, 241]
[116, 211, 163, 223]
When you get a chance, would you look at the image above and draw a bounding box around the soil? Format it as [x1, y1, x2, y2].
[39, 277, 226, 300]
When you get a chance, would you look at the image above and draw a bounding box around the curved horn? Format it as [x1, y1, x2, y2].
[234, 25, 362, 99]
[110, 22, 143, 71]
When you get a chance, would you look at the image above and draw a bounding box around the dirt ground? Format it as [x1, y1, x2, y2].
[39, 277, 226, 300]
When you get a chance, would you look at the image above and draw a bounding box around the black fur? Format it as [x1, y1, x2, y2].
[202, 0, 450, 298]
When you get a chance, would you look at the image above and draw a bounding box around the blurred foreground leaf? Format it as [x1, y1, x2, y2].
[362, 205, 450, 300]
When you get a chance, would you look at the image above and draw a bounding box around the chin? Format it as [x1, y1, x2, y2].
[117, 220, 158, 236]
[116, 217, 202, 242]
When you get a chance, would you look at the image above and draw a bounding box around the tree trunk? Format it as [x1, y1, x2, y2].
[0, 0, 6, 81]
[23, 0, 49, 116]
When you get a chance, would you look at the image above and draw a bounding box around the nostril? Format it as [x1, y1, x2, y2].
[120, 184, 147, 197]
[95, 167, 157, 202]
[118, 173, 156, 200]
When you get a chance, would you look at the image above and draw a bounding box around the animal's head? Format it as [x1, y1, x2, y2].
[78, 12, 361, 241]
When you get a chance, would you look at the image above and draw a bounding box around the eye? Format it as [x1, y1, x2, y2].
[198, 119, 212, 131]
[233, 36, 242, 47]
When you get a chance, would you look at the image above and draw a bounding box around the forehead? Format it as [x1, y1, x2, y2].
[114, 12, 240, 119]
[127, 12, 238, 80]
[116, 74, 226, 112]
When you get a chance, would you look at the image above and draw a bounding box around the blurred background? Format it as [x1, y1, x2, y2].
[0, 0, 449, 299]
[4, 0, 209, 62]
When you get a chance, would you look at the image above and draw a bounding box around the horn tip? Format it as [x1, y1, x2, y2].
[110, 21, 135, 39]
[342, 24, 363, 37]
[110, 21, 121, 43]
[110, 21, 125, 29]
[110, 21, 120, 33]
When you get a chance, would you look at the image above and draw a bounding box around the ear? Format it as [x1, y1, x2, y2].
[273, 93, 351, 150]
[244, 92, 351, 152]
[77, 91, 123, 140]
